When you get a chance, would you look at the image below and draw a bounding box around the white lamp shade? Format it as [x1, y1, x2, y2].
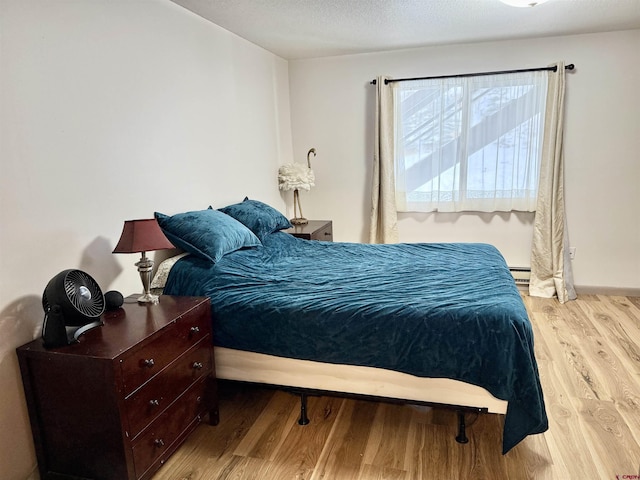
[278, 163, 315, 191]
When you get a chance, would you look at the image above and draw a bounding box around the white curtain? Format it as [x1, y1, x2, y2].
[369, 76, 398, 244]
[394, 72, 548, 213]
[530, 62, 577, 303]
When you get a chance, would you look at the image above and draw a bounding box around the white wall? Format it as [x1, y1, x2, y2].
[0, 1, 292, 478]
[289, 29, 640, 291]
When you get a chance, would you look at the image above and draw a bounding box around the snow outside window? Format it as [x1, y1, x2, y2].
[394, 71, 548, 213]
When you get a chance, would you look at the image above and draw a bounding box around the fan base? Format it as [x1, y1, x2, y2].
[72, 321, 104, 342]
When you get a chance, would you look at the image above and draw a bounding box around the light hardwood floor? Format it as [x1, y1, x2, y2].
[152, 294, 640, 480]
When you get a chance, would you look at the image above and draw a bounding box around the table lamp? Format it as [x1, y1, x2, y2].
[278, 148, 316, 225]
[113, 218, 175, 304]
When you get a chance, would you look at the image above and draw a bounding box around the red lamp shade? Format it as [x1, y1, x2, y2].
[112, 219, 174, 254]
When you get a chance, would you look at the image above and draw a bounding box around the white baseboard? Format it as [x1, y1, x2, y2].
[574, 285, 640, 297]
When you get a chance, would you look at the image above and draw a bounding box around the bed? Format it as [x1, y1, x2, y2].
[152, 199, 548, 454]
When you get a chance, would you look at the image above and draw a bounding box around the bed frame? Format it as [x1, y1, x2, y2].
[214, 347, 508, 442]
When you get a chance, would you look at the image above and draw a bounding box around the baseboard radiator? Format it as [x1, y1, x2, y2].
[509, 267, 531, 289]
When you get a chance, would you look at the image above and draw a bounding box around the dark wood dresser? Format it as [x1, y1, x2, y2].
[17, 295, 217, 480]
[284, 220, 333, 241]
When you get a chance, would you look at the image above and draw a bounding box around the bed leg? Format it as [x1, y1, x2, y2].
[455, 411, 469, 444]
[298, 392, 310, 425]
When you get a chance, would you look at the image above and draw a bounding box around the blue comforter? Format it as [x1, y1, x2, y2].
[164, 232, 547, 453]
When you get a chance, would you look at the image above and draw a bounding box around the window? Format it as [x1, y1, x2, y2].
[394, 71, 548, 213]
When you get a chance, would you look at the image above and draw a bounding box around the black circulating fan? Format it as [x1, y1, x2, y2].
[42, 269, 106, 348]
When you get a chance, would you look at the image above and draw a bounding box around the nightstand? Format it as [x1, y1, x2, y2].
[284, 220, 333, 241]
[17, 295, 217, 480]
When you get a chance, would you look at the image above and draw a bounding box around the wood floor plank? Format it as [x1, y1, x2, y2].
[578, 298, 640, 378]
[233, 390, 300, 459]
[310, 399, 378, 480]
[577, 398, 640, 479]
[405, 420, 461, 479]
[460, 413, 508, 480]
[603, 295, 640, 332]
[627, 295, 640, 311]
[267, 395, 343, 479]
[210, 384, 276, 454]
[533, 360, 602, 478]
[212, 455, 276, 480]
[362, 402, 413, 471]
[529, 306, 603, 400]
[151, 295, 640, 480]
[356, 464, 407, 480]
[505, 429, 559, 480]
[577, 318, 640, 410]
[556, 296, 602, 338]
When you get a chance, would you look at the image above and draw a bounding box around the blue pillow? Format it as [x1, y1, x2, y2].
[154, 209, 260, 263]
[218, 198, 292, 241]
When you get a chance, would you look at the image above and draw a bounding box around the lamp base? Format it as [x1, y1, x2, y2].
[137, 292, 159, 304]
[135, 253, 158, 304]
[291, 189, 309, 226]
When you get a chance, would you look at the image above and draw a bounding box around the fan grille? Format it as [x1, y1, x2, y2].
[64, 270, 105, 317]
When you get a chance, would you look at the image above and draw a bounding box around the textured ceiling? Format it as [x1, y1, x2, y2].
[170, 0, 640, 59]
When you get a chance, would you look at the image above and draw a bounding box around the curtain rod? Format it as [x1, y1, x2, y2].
[370, 63, 574, 85]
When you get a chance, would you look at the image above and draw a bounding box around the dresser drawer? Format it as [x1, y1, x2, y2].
[125, 336, 213, 438]
[285, 220, 333, 241]
[132, 378, 208, 479]
[121, 302, 210, 395]
[310, 222, 333, 241]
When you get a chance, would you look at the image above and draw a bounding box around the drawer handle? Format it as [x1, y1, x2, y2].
[142, 358, 155, 368]
[149, 399, 160, 407]
[192, 362, 204, 370]
[154, 438, 165, 448]
[190, 326, 200, 334]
